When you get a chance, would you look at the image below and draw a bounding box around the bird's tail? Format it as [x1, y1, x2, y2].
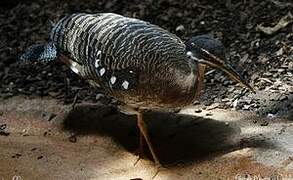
[20, 41, 57, 62]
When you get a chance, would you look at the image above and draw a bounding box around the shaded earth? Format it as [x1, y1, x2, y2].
[0, 97, 293, 180]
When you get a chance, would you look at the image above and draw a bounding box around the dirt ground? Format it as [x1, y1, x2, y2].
[0, 0, 292, 180]
[0, 97, 293, 180]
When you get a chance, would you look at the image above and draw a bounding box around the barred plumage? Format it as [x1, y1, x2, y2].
[49, 13, 197, 109]
[21, 13, 253, 168]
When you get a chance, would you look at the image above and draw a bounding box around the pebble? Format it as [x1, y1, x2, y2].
[205, 113, 213, 116]
[175, 25, 185, 32]
[172, 108, 181, 113]
[69, 135, 77, 143]
[11, 153, 22, 158]
[194, 109, 202, 113]
[48, 113, 57, 121]
[260, 121, 269, 126]
[37, 156, 43, 160]
[95, 93, 105, 100]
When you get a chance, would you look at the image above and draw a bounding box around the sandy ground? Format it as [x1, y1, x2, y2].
[0, 96, 292, 180]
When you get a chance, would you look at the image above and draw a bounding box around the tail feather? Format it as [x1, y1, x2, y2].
[20, 41, 57, 62]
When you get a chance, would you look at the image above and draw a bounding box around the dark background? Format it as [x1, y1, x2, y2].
[0, 0, 292, 118]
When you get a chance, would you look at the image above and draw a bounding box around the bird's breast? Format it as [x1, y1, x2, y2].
[111, 63, 199, 109]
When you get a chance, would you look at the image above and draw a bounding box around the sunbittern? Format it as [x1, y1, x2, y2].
[21, 13, 254, 168]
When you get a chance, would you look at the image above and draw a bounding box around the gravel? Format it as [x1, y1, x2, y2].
[0, 0, 292, 118]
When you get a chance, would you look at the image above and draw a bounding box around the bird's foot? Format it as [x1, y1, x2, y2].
[152, 162, 166, 179]
[133, 155, 142, 166]
[133, 146, 145, 166]
[133, 130, 145, 166]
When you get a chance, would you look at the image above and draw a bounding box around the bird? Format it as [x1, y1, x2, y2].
[20, 13, 254, 168]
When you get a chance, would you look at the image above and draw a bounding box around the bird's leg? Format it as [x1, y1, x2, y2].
[136, 110, 160, 165]
[195, 64, 206, 98]
[134, 131, 145, 165]
[136, 110, 165, 178]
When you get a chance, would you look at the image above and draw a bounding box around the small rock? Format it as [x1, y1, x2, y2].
[0, 131, 10, 136]
[277, 68, 285, 73]
[258, 54, 269, 64]
[260, 121, 269, 126]
[263, 72, 273, 77]
[0, 123, 6, 130]
[194, 109, 202, 113]
[239, 53, 249, 65]
[29, 86, 36, 92]
[12, 153, 22, 158]
[69, 135, 77, 143]
[267, 113, 276, 118]
[47, 113, 57, 121]
[37, 156, 43, 160]
[206, 103, 220, 110]
[193, 101, 200, 105]
[242, 104, 251, 110]
[172, 108, 181, 113]
[205, 112, 213, 116]
[175, 25, 185, 32]
[275, 48, 283, 56]
[96, 93, 105, 100]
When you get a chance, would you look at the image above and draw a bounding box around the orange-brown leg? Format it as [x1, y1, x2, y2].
[136, 111, 160, 165]
[136, 110, 165, 178]
[134, 131, 145, 165]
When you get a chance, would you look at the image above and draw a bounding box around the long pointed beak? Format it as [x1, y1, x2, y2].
[187, 50, 255, 93]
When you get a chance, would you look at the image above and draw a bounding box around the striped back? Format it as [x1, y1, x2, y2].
[49, 13, 191, 99]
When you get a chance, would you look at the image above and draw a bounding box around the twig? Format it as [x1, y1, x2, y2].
[257, 11, 293, 35]
[269, 0, 293, 8]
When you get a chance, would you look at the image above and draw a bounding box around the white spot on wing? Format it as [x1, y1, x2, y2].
[110, 76, 117, 84]
[129, 70, 133, 73]
[97, 50, 101, 57]
[95, 59, 100, 68]
[122, 80, 129, 89]
[99, 68, 105, 76]
[95, 51, 102, 68]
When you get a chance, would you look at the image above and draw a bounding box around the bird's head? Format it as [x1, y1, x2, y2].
[185, 35, 255, 92]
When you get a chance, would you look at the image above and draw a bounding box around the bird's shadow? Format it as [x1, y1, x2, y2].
[63, 104, 270, 165]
